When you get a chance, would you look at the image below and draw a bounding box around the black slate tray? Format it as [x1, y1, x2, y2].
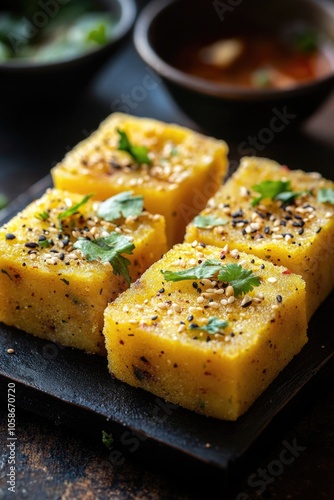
[0, 176, 333, 482]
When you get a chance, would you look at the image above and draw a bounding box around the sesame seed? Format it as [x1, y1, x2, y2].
[268, 277, 277, 283]
[220, 299, 228, 305]
[7, 348, 15, 354]
[225, 285, 234, 297]
[5, 234, 16, 240]
[227, 296, 235, 304]
[276, 294, 283, 303]
[209, 302, 219, 309]
[178, 324, 186, 333]
[241, 295, 252, 307]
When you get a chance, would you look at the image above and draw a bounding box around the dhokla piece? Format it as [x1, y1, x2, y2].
[51, 113, 228, 246]
[104, 242, 307, 420]
[0, 189, 167, 354]
[185, 157, 334, 319]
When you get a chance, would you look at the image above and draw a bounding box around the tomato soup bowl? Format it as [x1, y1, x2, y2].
[0, 0, 136, 107]
[134, 0, 334, 136]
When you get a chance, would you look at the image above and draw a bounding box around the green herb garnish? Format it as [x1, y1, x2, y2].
[162, 261, 260, 297]
[317, 188, 334, 205]
[88, 24, 107, 45]
[251, 180, 302, 206]
[189, 317, 228, 335]
[58, 194, 94, 226]
[161, 259, 223, 282]
[38, 239, 51, 249]
[193, 215, 228, 229]
[97, 192, 144, 222]
[117, 129, 151, 165]
[217, 263, 261, 297]
[73, 232, 134, 284]
[102, 430, 114, 450]
[35, 211, 50, 221]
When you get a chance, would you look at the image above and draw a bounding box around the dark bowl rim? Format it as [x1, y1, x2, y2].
[134, 0, 334, 101]
[0, 0, 136, 70]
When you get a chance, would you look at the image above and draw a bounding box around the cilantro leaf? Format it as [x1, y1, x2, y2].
[251, 180, 292, 206]
[117, 129, 151, 165]
[162, 260, 261, 297]
[189, 317, 228, 335]
[193, 215, 228, 229]
[218, 264, 260, 297]
[73, 232, 135, 284]
[317, 188, 334, 205]
[88, 24, 107, 45]
[161, 259, 222, 282]
[35, 211, 50, 221]
[275, 190, 305, 204]
[58, 194, 94, 224]
[97, 192, 144, 222]
[38, 239, 51, 249]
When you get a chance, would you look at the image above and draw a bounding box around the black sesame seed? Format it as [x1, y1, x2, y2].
[187, 315, 194, 322]
[5, 234, 16, 240]
[264, 226, 270, 234]
[151, 315, 158, 320]
[232, 209, 244, 218]
[189, 323, 198, 329]
[298, 228, 304, 235]
[192, 282, 198, 289]
[25, 242, 38, 249]
[276, 294, 282, 303]
[316, 227, 322, 234]
[261, 264, 265, 269]
[38, 235, 47, 241]
[158, 288, 165, 294]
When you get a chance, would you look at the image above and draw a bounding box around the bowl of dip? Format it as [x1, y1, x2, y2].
[134, 0, 334, 135]
[0, 0, 136, 106]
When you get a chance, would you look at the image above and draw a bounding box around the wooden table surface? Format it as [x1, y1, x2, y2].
[1, 3, 334, 498]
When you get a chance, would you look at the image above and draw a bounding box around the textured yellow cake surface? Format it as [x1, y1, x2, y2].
[51, 113, 228, 246]
[104, 242, 307, 420]
[185, 157, 334, 319]
[0, 189, 167, 354]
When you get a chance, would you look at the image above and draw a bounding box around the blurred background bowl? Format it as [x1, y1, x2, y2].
[134, 0, 334, 136]
[0, 0, 136, 108]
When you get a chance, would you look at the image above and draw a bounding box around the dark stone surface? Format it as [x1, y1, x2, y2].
[1, 1, 334, 497]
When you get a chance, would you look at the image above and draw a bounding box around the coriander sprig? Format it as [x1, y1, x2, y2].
[189, 317, 228, 335]
[97, 192, 144, 222]
[251, 180, 303, 206]
[317, 188, 334, 205]
[161, 262, 260, 297]
[73, 232, 134, 284]
[117, 129, 151, 165]
[193, 215, 228, 229]
[58, 194, 94, 226]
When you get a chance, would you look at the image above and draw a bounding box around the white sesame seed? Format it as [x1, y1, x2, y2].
[325, 212, 333, 219]
[228, 296, 235, 304]
[272, 234, 284, 239]
[202, 278, 213, 287]
[123, 306, 129, 313]
[220, 299, 228, 305]
[189, 258, 197, 266]
[197, 296, 204, 304]
[191, 240, 198, 248]
[209, 302, 219, 309]
[268, 277, 277, 283]
[230, 249, 239, 258]
[158, 303, 168, 310]
[178, 324, 186, 333]
[225, 285, 234, 297]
